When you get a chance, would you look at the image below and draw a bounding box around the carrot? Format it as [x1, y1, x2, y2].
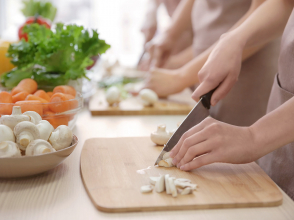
[34, 90, 50, 101]
[49, 93, 78, 113]
[12, 91, 29, 103]
[42, 111, 69, 129]
[0, 91, 13, 115]
[11, 78, 38, 95]
[25, 94, 49, 111]
[15, 100, 43, 115]
[53, 85, 76, 97]
[47, 92, 53, 98]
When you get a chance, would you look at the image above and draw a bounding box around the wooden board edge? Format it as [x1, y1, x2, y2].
[90, 110, 191, 116]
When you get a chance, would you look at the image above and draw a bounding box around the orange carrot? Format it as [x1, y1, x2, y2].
[34, 90, 50, 101]
[11, 78, 38, 95]
[12, 91, 29, 103]
[47, 92, 53, 98]
[53, 85, 76, 97]
[25, 95, 49, 111]
[0, 91, 13, 115]
[42, 111, 69, 128]
[15, 100, 43, 115]
[49, 93, 78, 113]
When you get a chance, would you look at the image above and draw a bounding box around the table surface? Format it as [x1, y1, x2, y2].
[1, 107, 294, 220]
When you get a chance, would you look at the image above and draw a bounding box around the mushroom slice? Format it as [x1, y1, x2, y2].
[0, 106, 29, 130]
[14, 121, 40, 150]
[174, 180, 197, 190]
[49, 125, 73, 151]
[26, 139, 56, 156]
[158, 158, 175, 168]
[37, 120, 54, 141]
[168, 177, 177, 197]
[23, 111, 42, 124]
[0, 141, 21, 158]
[0, 124, 15, 143]
[180, 187, 193, 195]
[155, 175, 165, 193]
[150, 125, 170, 146]
[165, 174, 171, 194]
[176, 178, 191, 183]
[149, 176, 160, 185]
[162, 152, 171, 160]
[141, 185, 153, 193]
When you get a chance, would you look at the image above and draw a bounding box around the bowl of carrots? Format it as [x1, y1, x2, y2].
[0, 78, 83, 129]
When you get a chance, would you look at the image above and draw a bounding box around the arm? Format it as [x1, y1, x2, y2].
[162, 45, 194, 69]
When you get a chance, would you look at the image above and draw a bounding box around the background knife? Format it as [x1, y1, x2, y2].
[154, 89, 215, 165]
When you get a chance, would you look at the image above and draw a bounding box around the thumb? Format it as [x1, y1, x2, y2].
[192, 81, 215, 103]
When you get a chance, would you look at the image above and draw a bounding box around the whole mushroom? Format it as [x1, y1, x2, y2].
[0, 106, 29, 130]
[26, 139, 56, 156]
[105, 86, 120, 105]
[0, 124, 15, 143]
[150, 125, 172, 145]
[139, 89, 158, 106]
[0, 141, 21, 158]
[23, 111, 42, 124]
[14, 121, 40, 150]
[49, 125, 73, 151]
[37, 120, 54, 141]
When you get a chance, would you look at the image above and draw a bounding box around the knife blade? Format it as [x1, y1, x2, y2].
[154, 89, 215, 165]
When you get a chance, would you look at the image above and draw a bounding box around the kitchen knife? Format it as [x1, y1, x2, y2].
[154, 89, 215, 165]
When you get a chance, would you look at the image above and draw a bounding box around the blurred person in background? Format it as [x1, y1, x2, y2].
[144, 0, 280, 127]
[139, 0, 193, 70]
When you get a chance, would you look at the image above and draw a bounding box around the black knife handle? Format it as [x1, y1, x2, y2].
[201, 88, 217, 109]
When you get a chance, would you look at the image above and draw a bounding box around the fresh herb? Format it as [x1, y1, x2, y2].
[22, 0, 57, 22]
[1, 23, 110, 89]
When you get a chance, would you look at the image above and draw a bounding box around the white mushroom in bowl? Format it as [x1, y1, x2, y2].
[0, 124, 15, 143]
[105, 86, 120, 105]
[0, 141, 21, 158]
[139, 89, 158, 106]
[150, 125, 172, 145]
[23, 111, 42, 124]
[14, 121, 40, 150]
[49, 125, 73, 151]
[37, 120, 54, 141]
[0, 106, 30, 130]
[26, 139, 56, 156]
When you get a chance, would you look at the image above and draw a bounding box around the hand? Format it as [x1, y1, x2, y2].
[144, 67, 187, 97]
[169, 117, 258, 171]
[141, 25, 157, 45]
[192, 33, 245, 106]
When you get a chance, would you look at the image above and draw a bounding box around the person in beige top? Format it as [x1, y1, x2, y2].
[145, 0, 280, 127]
[169, 0, 294, 200]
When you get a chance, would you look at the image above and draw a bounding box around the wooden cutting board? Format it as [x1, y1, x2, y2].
[80, 137, 282, 213]
[89, 89, 195, 116]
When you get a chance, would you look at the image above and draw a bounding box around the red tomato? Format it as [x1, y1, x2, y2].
[18, 16, 51, 41]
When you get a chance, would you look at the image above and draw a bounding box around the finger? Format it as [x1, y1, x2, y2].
[170, 117, 213, 158]
[177, 140, 212, 168]
[172, 128, 208, 166]
[151, 47, 163, 68]
[210, 74, 238, 106]
[191, 80, 219, 103]
[180, 152, 218, 171]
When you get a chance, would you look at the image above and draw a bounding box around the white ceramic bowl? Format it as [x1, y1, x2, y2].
[0, 135, 78, 178]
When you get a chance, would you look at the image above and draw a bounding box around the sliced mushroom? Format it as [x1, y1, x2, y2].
[180, 187, 193, 195]
[37, 120, 54, 141]
[155, 175, 165, 193]
[165, 174, 171, 195]
[168, 177, 177, 197]
[162, 152, 171, 160]
[0, 124, 15, 143]
[0, 141, 21, 158]
[0, 106, 29, 130]
[49, 125, 73, 151]
[176, 178, 191, 183]
[14, 121, 40, 150]
[139, 89, 158, 106]
[158, 158, 175, 168]
[105, 86, 120, 105]
[150, 125, 170, 145]
[140, 185, 153, 193]
[23, 111, 42, 124]
[149, 176, 160, 185]
[26, 139, 56, 156]
[174, 180, 197, 190]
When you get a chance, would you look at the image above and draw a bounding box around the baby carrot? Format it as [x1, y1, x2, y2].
[53, 85, 76, 97]
[42, 111, 69, 128]
[47, 92, 53, 98]
[0, 91, 13, 115]
[49, 93, 78, 113]
[12, 91, 29, 103]
[15, 100, 43, 115]
[34, 90, 51, 101]
[11, 78, 38, 95]
[25, 94, 49, 111]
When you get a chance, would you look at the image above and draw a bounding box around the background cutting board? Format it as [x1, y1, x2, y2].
[80, 137, 283, 213]
[89, 89, 195, 116]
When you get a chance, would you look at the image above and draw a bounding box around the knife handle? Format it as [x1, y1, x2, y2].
[201, 88, 217, 109]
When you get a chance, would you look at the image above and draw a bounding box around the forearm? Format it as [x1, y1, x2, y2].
[166, 0, 194, 40]
[250, 97, 294, 159]
[164, 46, 194, 69]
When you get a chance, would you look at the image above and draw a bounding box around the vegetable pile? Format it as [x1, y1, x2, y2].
[1, 23, 110, 88]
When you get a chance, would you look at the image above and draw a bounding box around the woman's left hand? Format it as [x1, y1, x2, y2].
[169, 117, 258, 171]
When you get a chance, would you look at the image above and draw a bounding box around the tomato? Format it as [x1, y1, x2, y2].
[18, 16, 51, 41]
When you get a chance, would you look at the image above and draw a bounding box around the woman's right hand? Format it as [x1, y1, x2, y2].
[192, 33, 246, 106]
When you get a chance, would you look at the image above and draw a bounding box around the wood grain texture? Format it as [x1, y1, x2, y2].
[89, 89, 195, 116]
[81, 137, 283, 213]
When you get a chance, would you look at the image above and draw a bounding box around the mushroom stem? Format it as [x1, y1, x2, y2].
[18, 132, 34, 149]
